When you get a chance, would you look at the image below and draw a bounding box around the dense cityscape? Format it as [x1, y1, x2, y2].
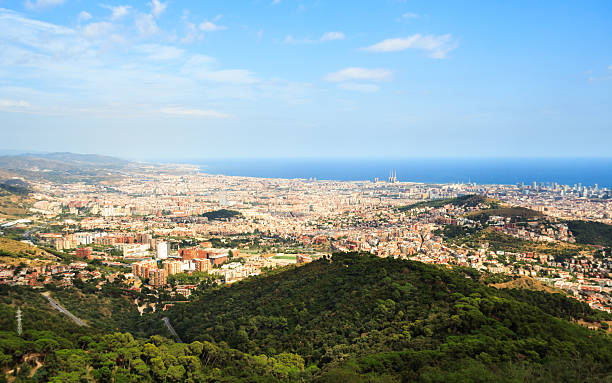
[2, 160, 611, 316]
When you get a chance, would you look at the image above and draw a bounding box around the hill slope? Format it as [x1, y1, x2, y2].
[567, 220, 612, 248]
[0, 237, 57, 266]
[167, 253, 612, 382]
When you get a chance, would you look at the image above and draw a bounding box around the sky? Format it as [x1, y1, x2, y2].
[0, 0, 611, 160]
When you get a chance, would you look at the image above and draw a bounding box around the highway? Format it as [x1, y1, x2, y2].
[162, 317, 183, 343]
[41, 293, 87, 327]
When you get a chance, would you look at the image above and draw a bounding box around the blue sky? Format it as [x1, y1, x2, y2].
[0, 0, 611, 159]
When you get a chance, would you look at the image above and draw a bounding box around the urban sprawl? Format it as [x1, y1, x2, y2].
[2, 164, 611, 314]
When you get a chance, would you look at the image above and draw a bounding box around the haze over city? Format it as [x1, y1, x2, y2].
[1, 0, 611, 159]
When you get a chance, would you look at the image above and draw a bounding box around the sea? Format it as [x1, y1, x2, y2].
[185, 158, 612, 188]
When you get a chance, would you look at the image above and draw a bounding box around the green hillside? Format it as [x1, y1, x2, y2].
[2, 254, 612, 382]
[166, 253, 612, 382]
[0, 180, 32, 219]
[567, 220, 612, 247]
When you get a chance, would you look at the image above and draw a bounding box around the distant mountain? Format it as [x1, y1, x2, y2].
[0, 152, 132, 183]
[0, 152, 128, 170]
[165, 253, 612, 382]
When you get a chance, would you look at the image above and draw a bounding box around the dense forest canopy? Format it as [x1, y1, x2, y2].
[2, 254, 612, 382]
[199, 209, 242, 221]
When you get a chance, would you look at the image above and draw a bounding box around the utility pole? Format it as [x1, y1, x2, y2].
[16, 307, 22, 336]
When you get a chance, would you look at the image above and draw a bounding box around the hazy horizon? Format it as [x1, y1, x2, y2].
[3, 149, 612, 162]
[3, 150, 611, 187]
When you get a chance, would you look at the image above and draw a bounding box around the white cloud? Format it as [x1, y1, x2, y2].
[148, 0, 167, 17]
[0, 8, 311, 120]
[285, 32, 345, 44]
[181, 21, 202, 43]
[0, 99, 31, 108]
[402, 12, 419, 20]
[103, 5, 131, 21]
[338, 83, 379, 93]
[183, 54, 217, 68]
[190, 69, 258, 84]
[609, 65, 612, 70]
[0, 10, 90, 62]
[82, 21, 113, 38]
[363, 33, 457, 58]
[272, 0, 281, 4]
[320, 31, 345, 41]
[324, 67, 392, 82]
[180, 55, 259, 85]
[77, 11, 92, 23]
[199, 21, 226, 32]
[160, 107, 229, 118]
[137, 44, 184, 60]
[25, 0, 65, 10]
[135, 13, 159, 35]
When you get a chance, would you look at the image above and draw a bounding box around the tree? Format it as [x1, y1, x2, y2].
[166, 365, 186, 382]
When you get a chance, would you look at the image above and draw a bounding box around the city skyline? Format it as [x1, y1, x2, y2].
[1, 0, 611, 159]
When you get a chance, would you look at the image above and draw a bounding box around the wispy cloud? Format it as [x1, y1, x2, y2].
[285, 31, 346, 44]
[363, 33, 457, 58]
[0, 8, 312, 121]
[137, 44, 184, 60]
[77, 11, 92, 23]
[103, 5, 131, 21]
[148, 0, 167, 17]
[82, 21, 114, 38]
[325, 68, 391, 92]
[135, 13, 159, 35]
[0, 99, 31, 108]
[160, 107, 229, 118]
[401, 12, 419, 20]
[199, 21, 226, 32]
[320, 31, 345, 41]
[183, 67, 258, 84]
[609, 65, 612, 70]
[283, 35, 309, 44]
[338, 83, 379, 93]
[324, 67, 392, 82]
[25, 0, 65, 11]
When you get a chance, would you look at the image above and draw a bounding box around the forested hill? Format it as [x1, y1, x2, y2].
[2, 254, 612, 382]
[167, 253, 612, 382]
[567, 220, 612, 247]
[399, 194, 491, 211]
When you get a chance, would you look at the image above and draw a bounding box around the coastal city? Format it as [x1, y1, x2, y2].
[1, 161, 611, 314]
[2, 0, 611, 380]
